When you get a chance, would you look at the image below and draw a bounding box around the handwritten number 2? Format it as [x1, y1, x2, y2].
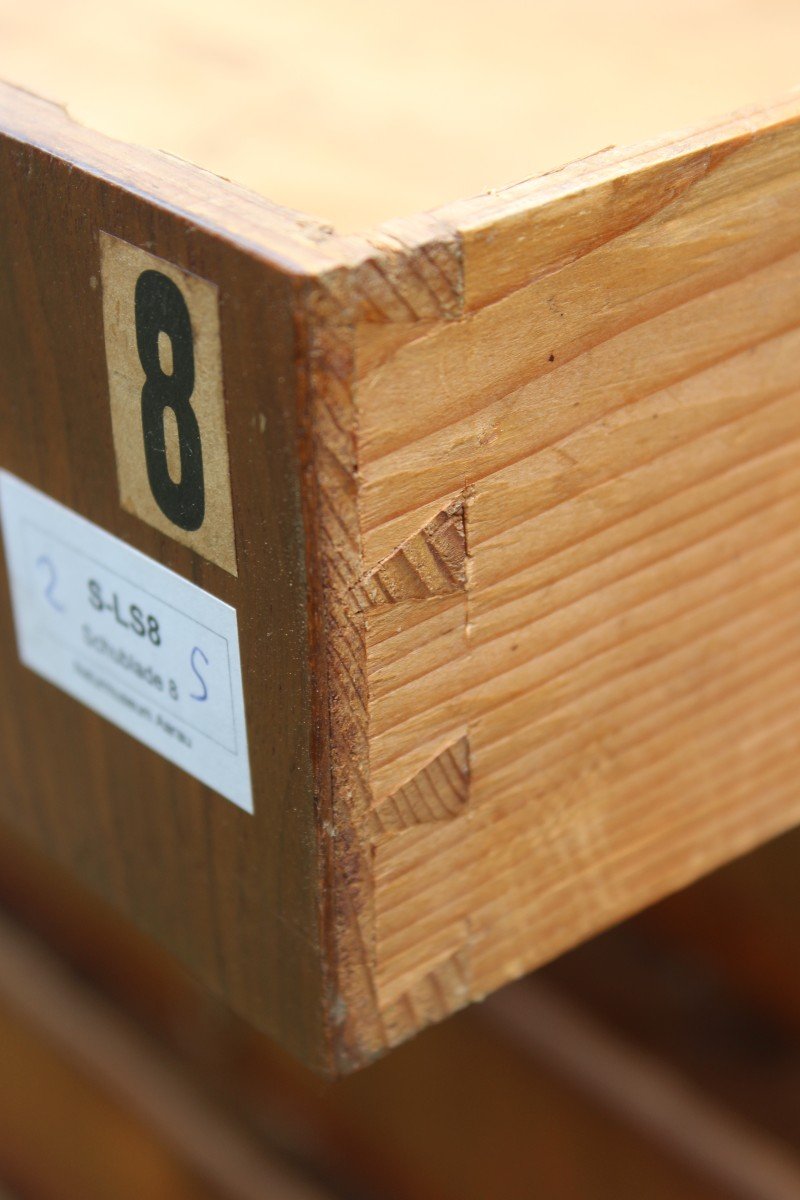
[36, 555, 64, 613]
[189, 646, 209, 702]
[134, 270, 205, 532]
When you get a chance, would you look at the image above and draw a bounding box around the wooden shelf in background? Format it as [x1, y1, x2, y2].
[3, 823, 800, 1200]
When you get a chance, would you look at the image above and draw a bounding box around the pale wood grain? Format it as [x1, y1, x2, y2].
[4, 0, 800, 230]
[353, 502, 466, 608]
[367, 736, 470, 839]
[307, 95, 800, 1062]
[0, 81, 335, 1070]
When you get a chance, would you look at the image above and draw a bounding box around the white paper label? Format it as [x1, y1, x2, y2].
[0, 471, 253, 812]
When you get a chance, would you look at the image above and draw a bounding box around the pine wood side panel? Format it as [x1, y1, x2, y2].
[344, 101, 800, 1052]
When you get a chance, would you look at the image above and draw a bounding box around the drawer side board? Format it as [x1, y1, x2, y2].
[309, 95, 800, 1066]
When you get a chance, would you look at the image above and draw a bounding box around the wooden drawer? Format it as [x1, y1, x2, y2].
[2, 3, 800, 1073]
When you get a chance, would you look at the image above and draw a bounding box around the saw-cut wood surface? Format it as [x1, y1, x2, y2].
[3, 0, 800, 229]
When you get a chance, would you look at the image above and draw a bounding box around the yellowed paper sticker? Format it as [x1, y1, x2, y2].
[100, 234, 237, 575]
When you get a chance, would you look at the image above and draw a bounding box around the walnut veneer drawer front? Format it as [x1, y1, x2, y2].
[2, 3, 800, 1074]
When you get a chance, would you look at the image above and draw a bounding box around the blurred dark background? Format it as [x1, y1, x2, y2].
[0, 818, 798, 1200]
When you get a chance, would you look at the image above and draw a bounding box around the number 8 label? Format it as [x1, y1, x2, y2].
[135, 270, 205, 532]
[101, 234, 238, 575]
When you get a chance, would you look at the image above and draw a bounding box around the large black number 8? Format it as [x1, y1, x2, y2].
[134, 270, 205, 532]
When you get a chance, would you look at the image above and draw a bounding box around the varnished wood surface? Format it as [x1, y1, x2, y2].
[3, 0, 800, 229]
[0, 86, 326, 1066]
